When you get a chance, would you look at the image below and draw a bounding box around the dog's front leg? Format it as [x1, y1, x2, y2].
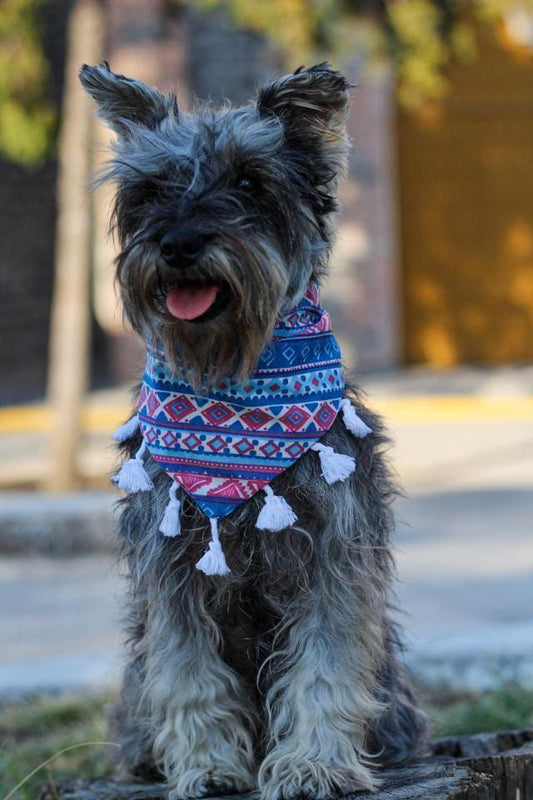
[144, 592, 257, 799]
[258, 580, 382, 799]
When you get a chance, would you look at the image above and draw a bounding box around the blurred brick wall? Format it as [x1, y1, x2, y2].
[324, 69, 401, 374]
[186, 8, 280, 105]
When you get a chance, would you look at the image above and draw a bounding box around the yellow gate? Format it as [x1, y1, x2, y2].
[397, 22, 533, 366]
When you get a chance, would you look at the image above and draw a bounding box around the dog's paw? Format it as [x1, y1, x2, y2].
[259, 757, 377, 800]
[168, 766, 256, 799]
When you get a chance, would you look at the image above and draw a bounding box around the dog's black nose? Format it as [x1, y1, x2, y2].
[160, 230, 205, 269]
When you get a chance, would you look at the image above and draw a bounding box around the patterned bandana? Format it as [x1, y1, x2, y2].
[138, 284, 344, 519]
[113, 284, 372, 574]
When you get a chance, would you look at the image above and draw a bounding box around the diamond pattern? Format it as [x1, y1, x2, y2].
[314, 403, 336, 429]
[234, 438, 254, 455]
[183, 433, 201, 450]
[260, 346, 276, 366]
[203, 402, 234, 425]
[286, 441, 304, 459]
[164, 395, 195, 421]
[281, 345, 296, 362]
[259, 440, 280, 457]
[207, 435, 226, 452]
[241, 409, 273, 430]
[146, 390, 159, 417]
[161, 431, 177, 447]
[144, 427, 158, 444]
[280, 405, 311, 431]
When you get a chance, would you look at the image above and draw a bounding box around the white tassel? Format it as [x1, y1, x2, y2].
[256, 486, 297, 531]
[159, 483, 181, 537]
[114, 440, 154, 492]
[312, 442, 356, 485]
[112, 414, 140, 442]
[340, 399, 372, 438]
[195, 518, 230, 576]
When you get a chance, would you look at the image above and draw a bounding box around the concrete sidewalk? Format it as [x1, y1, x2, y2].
[1, 479, 531, 695]
[0, 366, 532, 694]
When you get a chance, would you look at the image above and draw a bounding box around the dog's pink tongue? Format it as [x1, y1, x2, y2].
[165, 285, 218, 320]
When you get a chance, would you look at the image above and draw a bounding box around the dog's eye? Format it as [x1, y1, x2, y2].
[237, 176, 256, 191]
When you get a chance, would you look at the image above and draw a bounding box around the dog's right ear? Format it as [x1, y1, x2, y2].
[256, 63, 352, 179]
[257, 63, 351, 138]
[79, 62, 177, 136]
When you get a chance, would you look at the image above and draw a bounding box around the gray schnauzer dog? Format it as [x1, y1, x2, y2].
[80, 61, 429, 799]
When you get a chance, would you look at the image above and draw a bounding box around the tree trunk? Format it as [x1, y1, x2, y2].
[39, 729, 533, 800]
[43, 0, 103, 491]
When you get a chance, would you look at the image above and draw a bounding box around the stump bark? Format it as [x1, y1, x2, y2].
[40, 728, 533, 800]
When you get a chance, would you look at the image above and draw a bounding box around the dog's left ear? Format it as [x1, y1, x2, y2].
[79, 61, 176, 136]
[257, 63, 351, 171]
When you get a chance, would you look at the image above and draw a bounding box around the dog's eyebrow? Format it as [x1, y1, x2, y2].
[113, 160, 171, 185]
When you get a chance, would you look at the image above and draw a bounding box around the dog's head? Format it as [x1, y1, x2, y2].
[80, 61, 351, 387]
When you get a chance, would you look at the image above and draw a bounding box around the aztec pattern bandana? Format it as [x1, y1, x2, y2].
[113, 284, 372, 575]
[140, 284, 343, 519]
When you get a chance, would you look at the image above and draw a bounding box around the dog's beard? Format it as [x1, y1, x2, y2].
[117, 236, 292, 389]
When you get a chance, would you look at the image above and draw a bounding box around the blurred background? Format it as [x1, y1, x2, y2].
[0, 0, 532, 794]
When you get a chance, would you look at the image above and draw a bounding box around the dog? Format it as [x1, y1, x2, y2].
[80, 61, 429, 800]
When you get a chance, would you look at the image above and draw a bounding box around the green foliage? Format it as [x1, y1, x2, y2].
[423, 683, 533, 737]
[0, 693, 115, 799]
[0, 0, 56, 167]
[187, 0, 532, 106]
[387, 0, 449, 106]
[1, 0, 531, 167]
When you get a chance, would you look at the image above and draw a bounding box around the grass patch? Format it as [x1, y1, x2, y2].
[421, 683, 533, 738]
[1, 684, 533, 797]
[0, 692, 116, 799]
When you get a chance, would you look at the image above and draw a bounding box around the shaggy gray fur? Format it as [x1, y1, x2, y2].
[80, 61, 430, 800]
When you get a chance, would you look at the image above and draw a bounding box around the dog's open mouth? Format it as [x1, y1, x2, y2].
[165, 282, 229, 322]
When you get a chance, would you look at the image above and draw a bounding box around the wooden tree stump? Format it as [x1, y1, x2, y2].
[40, 729, 533, 800]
